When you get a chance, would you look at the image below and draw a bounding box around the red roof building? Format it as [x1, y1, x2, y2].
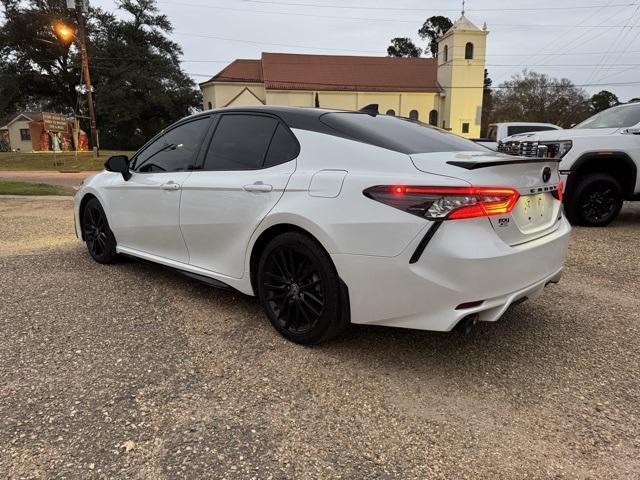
[199, 15, 488, 138]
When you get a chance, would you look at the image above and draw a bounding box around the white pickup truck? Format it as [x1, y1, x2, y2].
[497, 103, 640, 226]
[475, 122, 561, 150]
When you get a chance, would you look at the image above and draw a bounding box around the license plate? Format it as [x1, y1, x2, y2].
[512, 193, 556, 233]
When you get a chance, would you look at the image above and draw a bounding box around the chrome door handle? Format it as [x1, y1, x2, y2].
[243, 183, 273, 192]
[161, 181, 181, 191]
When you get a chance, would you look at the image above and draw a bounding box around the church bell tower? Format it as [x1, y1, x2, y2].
[436, 9, 488, 138]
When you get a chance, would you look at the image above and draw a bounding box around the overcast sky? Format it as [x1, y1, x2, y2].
[90, 0, 640, 101]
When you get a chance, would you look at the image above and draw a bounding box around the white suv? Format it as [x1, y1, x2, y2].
[498, 103, 640, 226]
[75, 107, 570, 344]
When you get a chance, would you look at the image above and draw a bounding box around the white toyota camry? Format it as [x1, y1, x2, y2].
[75, 106, 570, 344]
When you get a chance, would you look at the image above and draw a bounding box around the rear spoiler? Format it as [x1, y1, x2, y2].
[448, 157, 562, 170]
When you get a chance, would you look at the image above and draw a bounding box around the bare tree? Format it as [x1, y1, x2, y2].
[491, 70, 591, 128]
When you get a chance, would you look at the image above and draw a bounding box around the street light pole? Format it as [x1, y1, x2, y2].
[73, 0, 99, 156]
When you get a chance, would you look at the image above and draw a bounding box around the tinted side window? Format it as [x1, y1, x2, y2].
[507, 125, 556, 136]
[135, 117, 210, 173]
[205, 114, 278, 170]
[264, 124, 299, 167]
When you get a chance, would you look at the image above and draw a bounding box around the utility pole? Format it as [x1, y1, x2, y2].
[73, 0, 99, 156]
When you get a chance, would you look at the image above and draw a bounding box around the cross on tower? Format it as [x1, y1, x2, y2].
[462, 0, 466, 16]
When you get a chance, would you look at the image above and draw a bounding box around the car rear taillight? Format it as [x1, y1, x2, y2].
[363, 185, 520, 220]
[552, 180, 564, 202]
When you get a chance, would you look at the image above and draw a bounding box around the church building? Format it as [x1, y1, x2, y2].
[199, 15, 488, 138]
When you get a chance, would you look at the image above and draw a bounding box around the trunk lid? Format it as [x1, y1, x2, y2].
[410, 151, 563, 246]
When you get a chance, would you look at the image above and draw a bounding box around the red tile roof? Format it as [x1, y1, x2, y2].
[209, 59, 263, 83]
[203, 53, 440, 93]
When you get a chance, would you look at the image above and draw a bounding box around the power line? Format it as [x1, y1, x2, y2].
[173, 31, 382, 53]
[491, 0, 630, 84]
[237, 0, 638, 12]
[157, 0, 640, 26]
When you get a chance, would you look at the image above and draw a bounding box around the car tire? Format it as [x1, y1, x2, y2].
[565, 173, 623, 227]
[257, 232, 349, 345]
[81, 197, 119, 264]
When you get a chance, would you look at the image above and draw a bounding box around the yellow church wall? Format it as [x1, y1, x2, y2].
[257, 91, 439, 123]
[355, 92, 399, 115]
[398, 93, 439, 123]
[266, 91, 314, 107]
[317, 92, 358, 110]
[201, 82, 266, 109]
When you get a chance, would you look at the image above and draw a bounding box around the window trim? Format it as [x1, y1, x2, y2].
[130, 115, 213, 173]
[197, 111, 300, 172]
[465, 42, 474, 60]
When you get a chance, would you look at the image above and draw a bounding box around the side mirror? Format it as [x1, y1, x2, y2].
[104, 155, 131, 181]
[625, 126, 640, 135]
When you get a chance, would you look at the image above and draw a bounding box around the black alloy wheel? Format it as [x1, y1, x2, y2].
[82, 198, 119, 263]
[566, 173, 623, 227]
[257, 232, 348, 344]
[582, 185, 617, 222]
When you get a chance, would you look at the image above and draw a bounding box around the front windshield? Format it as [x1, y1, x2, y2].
[574, 103, 640, 129]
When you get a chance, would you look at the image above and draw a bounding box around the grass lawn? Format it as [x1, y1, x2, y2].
[0, 150, 135, 171]
[0, 180, 76, 196]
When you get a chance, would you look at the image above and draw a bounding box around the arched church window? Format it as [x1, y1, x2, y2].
[386, 109, 396, 116]
[443, 45, 448, 62]
[428, 109, 438, 126]
[465, 42, 474, 60]
[409, 110, 419, 121]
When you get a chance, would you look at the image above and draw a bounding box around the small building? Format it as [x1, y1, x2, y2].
[0, 112, 41, 152]
[200, 14, 488, 138]
[0, 111, 87, 152]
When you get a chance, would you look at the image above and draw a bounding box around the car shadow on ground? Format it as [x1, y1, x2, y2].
[111, 252, 572, 386]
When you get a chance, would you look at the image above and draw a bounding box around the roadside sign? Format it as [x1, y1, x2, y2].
[42, 112, 68, 133]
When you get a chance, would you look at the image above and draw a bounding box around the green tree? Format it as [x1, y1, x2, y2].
[491, 70, 591, 128]
[0, 0, 201, 150]
[418, 16, 453, 58]
[0, 0, 79, 115]
[481, 69, 493, 137]
[590, 90, 619, 113]
[387, 37, 422, 57]
[89, 0, 202, 148]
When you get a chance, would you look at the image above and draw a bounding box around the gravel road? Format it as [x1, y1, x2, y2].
[1, 196, 639, 479]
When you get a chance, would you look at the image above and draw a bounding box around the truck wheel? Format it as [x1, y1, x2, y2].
[565, 173, 623, 227]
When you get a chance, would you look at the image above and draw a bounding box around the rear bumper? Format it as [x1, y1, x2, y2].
[331, 216, 571, 332]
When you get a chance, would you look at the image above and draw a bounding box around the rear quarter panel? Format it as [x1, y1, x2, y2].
[250, 129, 469, 258]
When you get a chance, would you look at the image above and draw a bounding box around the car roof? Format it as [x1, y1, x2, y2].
[189, 105, 338, 125]
[185, 105, 371, 138]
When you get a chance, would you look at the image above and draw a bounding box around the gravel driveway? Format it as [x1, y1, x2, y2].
[1, 196, 639, 479]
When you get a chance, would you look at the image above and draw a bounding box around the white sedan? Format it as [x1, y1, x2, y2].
[75, 106, 570, 344]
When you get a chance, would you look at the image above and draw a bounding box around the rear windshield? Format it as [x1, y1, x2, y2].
[319, 112, 485, 154]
